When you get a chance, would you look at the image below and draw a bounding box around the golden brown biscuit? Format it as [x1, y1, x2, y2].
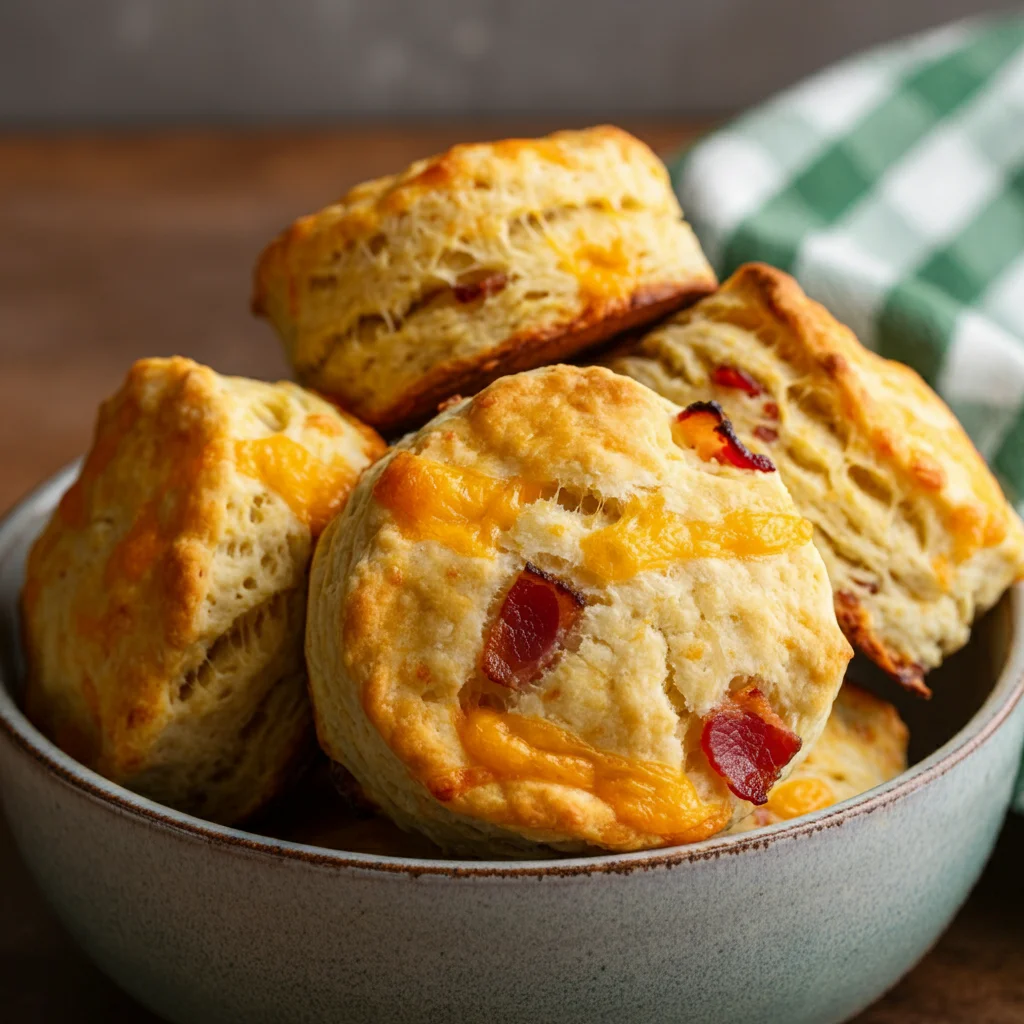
[609, 264, 1024, 694]
[728, 683, 908, 833]
[22, 357, 385, 824]
[253, 126, 717, 434]
[306, 365, 851, 856]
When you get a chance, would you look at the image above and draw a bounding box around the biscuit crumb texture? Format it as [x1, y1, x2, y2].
[306, 365, 851, 856]
[22, 356, 385, 824]
[253, 126, 717, 432]
[610, 263, 1024, 692]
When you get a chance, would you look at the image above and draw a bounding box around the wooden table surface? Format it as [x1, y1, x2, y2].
[1, 124, 1022, 1023]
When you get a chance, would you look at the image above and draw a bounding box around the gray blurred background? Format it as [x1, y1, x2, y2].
[0, 0, 1019, 125]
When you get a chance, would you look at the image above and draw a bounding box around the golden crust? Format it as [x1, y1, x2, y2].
[306, 365, 851, 856]
[609, 263, 1024, 692]
[728, 683, 908, 832]
[22, 357, 385, 824]
[253, 126, 717, 433]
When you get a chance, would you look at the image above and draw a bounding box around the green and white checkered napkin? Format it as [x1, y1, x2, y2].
[666, 14, 1024, 811]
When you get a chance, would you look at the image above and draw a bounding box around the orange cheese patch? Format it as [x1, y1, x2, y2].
[580, 494, 813, 581]
[304, 412, 344, 437]
[948, 502, 1008, 562]
[493, 137, 576, 167]
[931, 554, 953, 593]
[763, 776, 836, 820]
[568, 238, 633, 301]
[373, 451, 544, 558]
[373, 455, 811, 576]
[452, 706, 731, 844]
[235, 435, 355, 536]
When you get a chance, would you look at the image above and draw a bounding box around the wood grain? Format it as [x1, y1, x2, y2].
[0, 126, 1021, 1023]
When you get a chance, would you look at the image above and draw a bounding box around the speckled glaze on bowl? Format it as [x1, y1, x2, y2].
[1, 467, 1023, 1024]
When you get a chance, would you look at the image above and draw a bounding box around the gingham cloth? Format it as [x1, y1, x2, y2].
[666, 14, 1024, 812]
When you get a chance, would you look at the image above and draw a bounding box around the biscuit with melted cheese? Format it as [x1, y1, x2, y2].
[609, 264, 1024, 693]
[306, 365, 851, 856]
[252, 126, 716, 434]
[22, 357, 385, 824]
[728, 683, 908, 833]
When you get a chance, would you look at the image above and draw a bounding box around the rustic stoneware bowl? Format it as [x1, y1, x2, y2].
[2, 467, 1023, 1024]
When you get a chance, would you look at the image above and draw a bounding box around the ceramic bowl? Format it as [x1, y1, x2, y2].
[1, 466, 1023, 1024]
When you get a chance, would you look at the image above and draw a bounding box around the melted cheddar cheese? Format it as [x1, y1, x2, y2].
[580, 494, 814, 581]
[235, 435, 355, 536]
[932, 554, 953, 593]
[763, 776, 836, 820]
[948, 502, 1008, 562]
[304, 412, 344, 437]
[456, 707, 731, 843]
[490, 137, 577, 167]
[373, 455, 811, 576]
[373, 451, 544, 557]
[567, 238, 633, 301]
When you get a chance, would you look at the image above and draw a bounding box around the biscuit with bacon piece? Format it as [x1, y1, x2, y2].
[306, 365, 851, 855]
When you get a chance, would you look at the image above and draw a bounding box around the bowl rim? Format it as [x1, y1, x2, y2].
[2, 464, 1023, 879]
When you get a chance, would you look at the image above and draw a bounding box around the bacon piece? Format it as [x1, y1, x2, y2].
[482, 564, 584, 689]
[753, 425, 778, 443]
[763, 401, 780, 420]
[701, 685, 802, 804]
[676, 401, 776, 473]
[453, 272, 509, 304]
[713, 365, 763, 397]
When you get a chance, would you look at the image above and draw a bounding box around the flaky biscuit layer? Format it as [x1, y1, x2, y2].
[610, 263, 1024, 692]
[23, 357, 385, 824]
[254, 126, 716, 432]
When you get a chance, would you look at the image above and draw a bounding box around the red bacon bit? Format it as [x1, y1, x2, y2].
[676, 401, 776, 473]
[763, 401, 780, 420]
[753, 425, 778, 443]
[453, 272, 509, 304]
[701, 685, 803, 804]
[482, 564, 584, 689]
[713, 365, 763, 397]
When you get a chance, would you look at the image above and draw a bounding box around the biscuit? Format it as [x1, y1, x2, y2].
[253, 126, 717, 434]
[728, 683, 908, 833]
[306, 365, 851, 855]
[22, 357, 385, 824]
[609, 264, 1024, 693]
